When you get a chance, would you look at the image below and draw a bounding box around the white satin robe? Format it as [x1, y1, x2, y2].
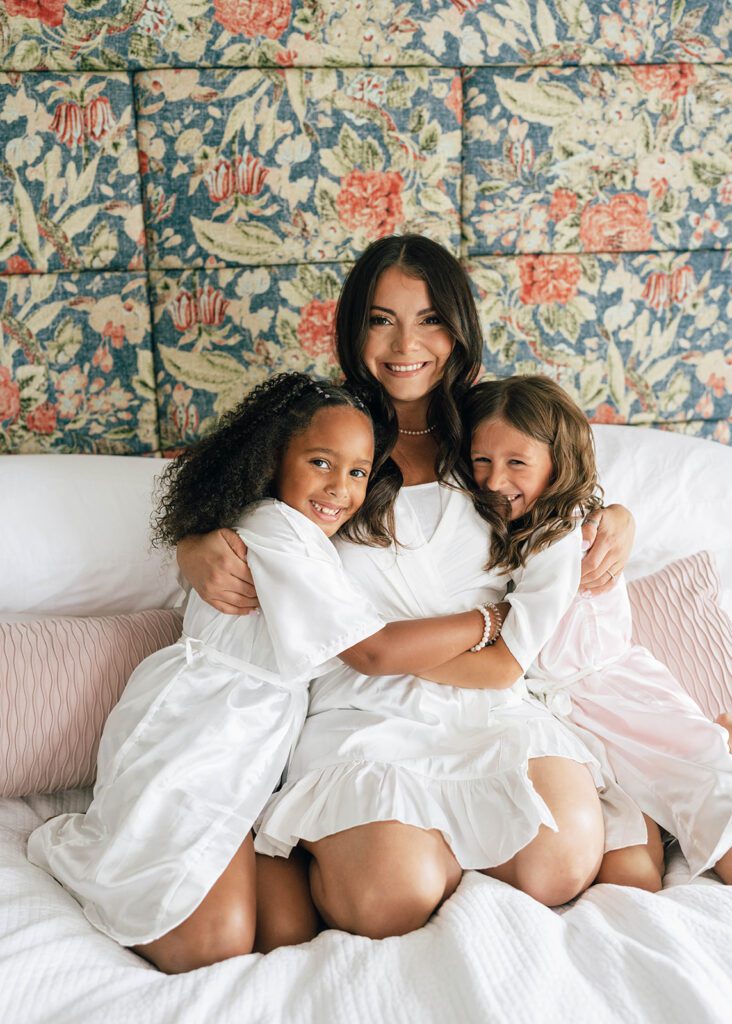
[529, 575, 732, 878]
[27, 501, 385, 945]
[255, 484, 646, 868]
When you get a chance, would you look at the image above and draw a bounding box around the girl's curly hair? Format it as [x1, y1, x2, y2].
[335, 234, 484, 490]
[461, 375, 604, 572]
[152, 372, 397, 548]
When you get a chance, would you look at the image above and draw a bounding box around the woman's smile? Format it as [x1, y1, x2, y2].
[363, 266, 454, 415]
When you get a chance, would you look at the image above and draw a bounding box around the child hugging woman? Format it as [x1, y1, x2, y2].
[28, 372, 504, 974]
[460, 374, 732, 889]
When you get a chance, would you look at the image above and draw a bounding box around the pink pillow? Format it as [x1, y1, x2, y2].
[0, 609, 183, 798]
[627, 551, 732, 721]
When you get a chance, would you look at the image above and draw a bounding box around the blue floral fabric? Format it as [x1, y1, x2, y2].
[0, 1, 730, 452]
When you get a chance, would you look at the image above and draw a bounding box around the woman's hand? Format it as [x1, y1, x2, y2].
[580, 504, 636, 595]
[176, 529, 258, 614]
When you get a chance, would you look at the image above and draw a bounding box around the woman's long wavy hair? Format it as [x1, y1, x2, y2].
[152, 372, 396, 549]
[336, 234, 484, 497]
[463, 375, 604, 572]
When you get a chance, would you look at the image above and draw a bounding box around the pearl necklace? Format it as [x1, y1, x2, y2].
[398, 426, 433, 436]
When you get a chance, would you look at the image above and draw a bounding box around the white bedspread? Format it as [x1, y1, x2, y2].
[3, 792, 730, 1024]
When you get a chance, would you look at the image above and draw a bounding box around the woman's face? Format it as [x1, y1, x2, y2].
[362, 267, 454, 408]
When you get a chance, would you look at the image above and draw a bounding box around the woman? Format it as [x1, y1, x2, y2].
[178, 235, 635, 942]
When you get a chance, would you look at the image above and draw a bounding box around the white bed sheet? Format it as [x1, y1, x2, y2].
[2, 790, 731, 1024]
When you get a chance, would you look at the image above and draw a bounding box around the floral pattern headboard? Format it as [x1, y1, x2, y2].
[1, 1, 731, 455]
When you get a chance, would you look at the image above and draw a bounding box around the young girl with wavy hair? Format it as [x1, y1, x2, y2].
[459, 374, 732, 889]
[28, 372, 502, 974]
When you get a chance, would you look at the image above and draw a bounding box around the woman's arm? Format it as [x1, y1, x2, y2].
[339, 607, 491, 677]
[177, 529, 258, 614]
[419, 639, 522, 690]
[580, 504, 635, 595]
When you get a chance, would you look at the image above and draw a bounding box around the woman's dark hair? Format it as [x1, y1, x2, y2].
[152, 372, 396, 548]
[462, 375, 604, 572]
[336, 234, 484, 491]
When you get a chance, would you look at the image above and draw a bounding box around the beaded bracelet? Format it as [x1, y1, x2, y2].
[470, 602, 504, 652]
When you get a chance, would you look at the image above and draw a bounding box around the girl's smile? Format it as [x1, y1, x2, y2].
[362, 267, 454, 419]
[276, 405, 374, 537]
[471, 417, 554, 520]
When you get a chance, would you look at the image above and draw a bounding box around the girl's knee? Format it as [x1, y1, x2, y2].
[514, 822, 603, 907]
[138, 904, 256, 974]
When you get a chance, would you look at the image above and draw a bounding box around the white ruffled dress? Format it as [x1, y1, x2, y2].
[255, 484, 646, 868]
[27, 501, 385, 945]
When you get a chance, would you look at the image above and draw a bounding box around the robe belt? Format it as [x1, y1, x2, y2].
[180, 635, 295, 690]
[527, 654, 626, 716]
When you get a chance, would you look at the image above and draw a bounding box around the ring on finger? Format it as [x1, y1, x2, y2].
[606, 568, 615, 581]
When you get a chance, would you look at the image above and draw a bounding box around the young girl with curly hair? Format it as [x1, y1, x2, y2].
[28, 372, 500, 974]
[457, 374, 732, 890]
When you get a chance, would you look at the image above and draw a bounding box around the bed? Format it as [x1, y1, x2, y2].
[1, 422, 731, 1024]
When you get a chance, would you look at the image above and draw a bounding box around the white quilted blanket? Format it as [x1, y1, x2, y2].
[2, 792, 731, 1024]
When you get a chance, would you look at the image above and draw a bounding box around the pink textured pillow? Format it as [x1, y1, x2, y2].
[627, 551, 732, 721]
[0, 609, 183, 798]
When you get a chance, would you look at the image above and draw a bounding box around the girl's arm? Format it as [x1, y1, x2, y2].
[417, 605, 521, 690]
[580, 504, 635, 594]
[339, 607, 492, 677]
[177, 530, 258, 614]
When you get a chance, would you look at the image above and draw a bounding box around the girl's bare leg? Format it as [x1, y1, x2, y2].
[304, 821, 462, 940]
[715, 713, 732, 753]
[254, 847, 320, 952]
[132, 835, 257, 974]
[595, 815, 664, 892]
[482, 756, 604, 906]
[713, 847, 732, 883]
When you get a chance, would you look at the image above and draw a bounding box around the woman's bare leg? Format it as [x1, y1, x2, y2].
[254, 847, 320, 952]
[304, 821, 462, 940]
[132, 836, 257, 974]
[482, 756, 604, 906]
[595, 815, 664, 892]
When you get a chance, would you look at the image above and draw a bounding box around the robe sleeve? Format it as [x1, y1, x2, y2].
[500, 526, 582, 672]
[237, 501, 386, 680]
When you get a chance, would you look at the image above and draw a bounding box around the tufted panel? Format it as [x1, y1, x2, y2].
[0, 0, 731, 454]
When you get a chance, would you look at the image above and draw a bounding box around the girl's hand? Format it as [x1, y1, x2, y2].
[580, 504, 635, 595]
[176, 529, 258, 614]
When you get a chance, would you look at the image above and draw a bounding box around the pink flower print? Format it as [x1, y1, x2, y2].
[444, 75, 462, 123]
[670, 265, 695, 303]
[169, 290, 198, 331]
[0, 366, 20, 425]
[25, 401, 58, 434]
[204, 157, 235, 203]
[102, 320, 126, 348]
[84, 96, 116, 143]
[548, 189, 577, 223]
[235, 153, 269, 196]
[642, 265, 696, 310]
[589, 403, 626, 425]
[518, 255, 582, 306]
[713, 421, 730, 444]
[5, 0, 67, 27]
[50, 101, 84, 149]
[579, 194, 653, 251]
[631, 64, 697, 103]
[196, 285, 229, 327]
[56, 366, 88, 419]
[695, 391, 714, 418]
[689, 206, 727, 246]
[507, 118, 534, 175]
[297, 299, 337, 362]
[707, 373, 727, 399]
[718, 176, 732, 205]
[171, 383, 199, 438]
[214, 0, 291, 39]
[92, 341, 114, 373]
[337, 170, 405, 238]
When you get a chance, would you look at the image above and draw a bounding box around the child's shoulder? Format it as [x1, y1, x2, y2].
[234, 500, 336, 555]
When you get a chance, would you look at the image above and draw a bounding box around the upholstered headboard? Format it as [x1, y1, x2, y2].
[1, 1, 730, 455]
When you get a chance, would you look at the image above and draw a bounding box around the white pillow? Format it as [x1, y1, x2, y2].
[0, 455, 184, 616]
[592, 425, 732, 614]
